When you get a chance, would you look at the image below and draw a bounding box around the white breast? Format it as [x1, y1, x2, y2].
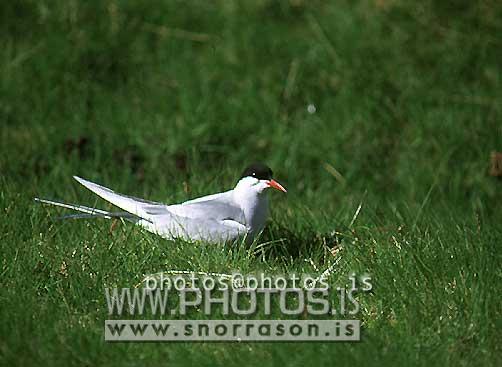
[232, 178, 270, 236]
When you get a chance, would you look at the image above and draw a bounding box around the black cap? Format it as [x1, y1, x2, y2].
[240, 163, 273, 180]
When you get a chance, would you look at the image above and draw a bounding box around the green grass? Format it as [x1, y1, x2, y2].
[1, 0, 501, 366]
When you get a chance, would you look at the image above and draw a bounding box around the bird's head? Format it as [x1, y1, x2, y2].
[234, 162, 287, 195]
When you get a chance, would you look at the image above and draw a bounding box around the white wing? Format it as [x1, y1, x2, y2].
[73, 176, 171, 219]
[168, 191, 245, 223]
[73, 176, 247, 242]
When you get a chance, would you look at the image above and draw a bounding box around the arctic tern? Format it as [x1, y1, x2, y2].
[35, 163, 287, 243]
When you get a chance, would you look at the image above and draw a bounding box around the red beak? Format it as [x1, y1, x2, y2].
[267, 179, 287, 193]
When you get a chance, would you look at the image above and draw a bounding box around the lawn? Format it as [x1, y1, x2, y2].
[1, 0, 501, 366]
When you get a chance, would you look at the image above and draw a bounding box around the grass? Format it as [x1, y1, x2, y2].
[1, 0, 501, 365]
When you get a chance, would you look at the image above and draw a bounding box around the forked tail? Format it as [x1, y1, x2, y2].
[34, 198, 138, 221]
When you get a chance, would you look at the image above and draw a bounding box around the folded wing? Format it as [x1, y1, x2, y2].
[73, 176, 170, 219]
[168, 191, 245, 223]
[72, 176, 247, 242]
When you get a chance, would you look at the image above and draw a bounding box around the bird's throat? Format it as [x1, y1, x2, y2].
[233, 187, 269, 233]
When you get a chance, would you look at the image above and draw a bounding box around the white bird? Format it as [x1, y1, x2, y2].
[35, 163, 287, 243]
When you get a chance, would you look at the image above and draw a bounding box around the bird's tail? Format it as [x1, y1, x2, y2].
[34, 198, 138, 221]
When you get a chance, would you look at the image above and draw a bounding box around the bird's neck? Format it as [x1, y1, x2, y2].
[233, 184, 269, 232]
